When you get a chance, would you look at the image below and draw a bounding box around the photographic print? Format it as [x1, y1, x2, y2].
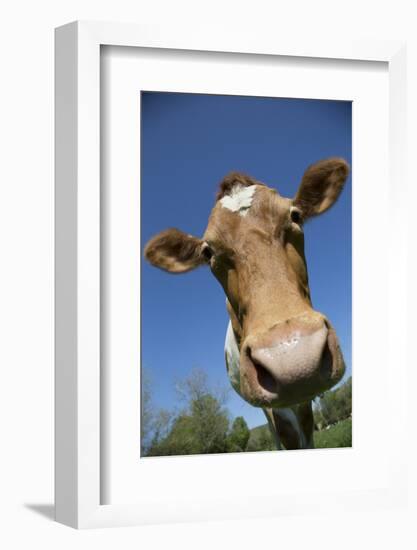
[141, 92, 352, 456]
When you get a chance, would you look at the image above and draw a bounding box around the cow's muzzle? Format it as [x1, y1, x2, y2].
[239, 312, 345, 407]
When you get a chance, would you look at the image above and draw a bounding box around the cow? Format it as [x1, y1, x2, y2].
[144, 158, 349, 450]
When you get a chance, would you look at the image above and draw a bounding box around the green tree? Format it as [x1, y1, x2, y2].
[141, 370, 153, 455]
[141, 370, 171, 455]
[246, 425, 275, 452]
[148, 414, 196, 456]
[227, 416, 250, 452]
[147, 368, 230, 456]
[141, 369, 175, 456]
[189, 393, 230, 453]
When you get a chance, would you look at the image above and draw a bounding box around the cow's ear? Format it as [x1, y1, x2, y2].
[144, 228, 206, 273]
[293, 158, 349, 220]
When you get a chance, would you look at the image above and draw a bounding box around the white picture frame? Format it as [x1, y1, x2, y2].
[55, 21, 407, 529]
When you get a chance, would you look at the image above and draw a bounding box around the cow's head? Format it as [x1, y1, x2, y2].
[144, 158, 348, 408]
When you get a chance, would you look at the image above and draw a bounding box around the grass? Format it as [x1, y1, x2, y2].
[247, 417, 352, 451]
[313, 417, 352, 449]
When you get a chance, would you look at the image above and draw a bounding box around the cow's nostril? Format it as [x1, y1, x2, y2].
[254, 362, 277, 394]
[247, 347, 277, 394]
[319, 340, 332, 380]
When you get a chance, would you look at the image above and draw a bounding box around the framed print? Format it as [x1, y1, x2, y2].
[55, 21, 407, 528]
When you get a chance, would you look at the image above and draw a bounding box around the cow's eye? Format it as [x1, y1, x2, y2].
[290, 208, 303, 225]
[201, 243, 214, 262]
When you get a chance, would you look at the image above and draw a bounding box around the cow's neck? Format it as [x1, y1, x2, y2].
[263, 404, 314, 450]
[225, 320, 314, 450]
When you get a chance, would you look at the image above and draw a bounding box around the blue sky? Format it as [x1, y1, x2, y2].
[141, 92, 352, 429]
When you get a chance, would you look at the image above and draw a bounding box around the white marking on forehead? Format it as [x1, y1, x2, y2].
[220, 184, 257, 216]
